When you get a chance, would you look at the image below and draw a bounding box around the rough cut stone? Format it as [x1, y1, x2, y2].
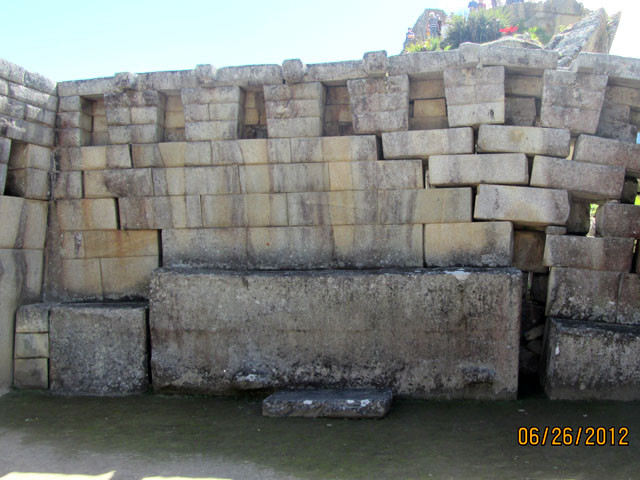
[55, 199, 118, 231]
[542, 318, 640, 400]
[505, 97, 537, 126]
[262, 389, 393, 418]
[543, 235, 635, 272]
[595, 204, 640, 239]
[15, 304, 50, 333]
[13, 358, 48, 390]
[347, 75, 409, 134]
[477, 125, 570, 157]
[474, 185, 570, 227]
[573, 135, 640, 177]
[328, 160, 422, 191]
[14, 333, 49, 358]
[513, 231, 546, 273]
[150, 268, 522, 399]
[382, 128, 474, 159]
[49, 303, 149, 395]
[618, 274, 640, 326]
[546, 267, 621, 323]
[428, 154, 528, 187]
[424, 222, 513, 267]
[378, 188, 472, 224]
[444, 66, 505, 127]
[530, 155, 625, 200]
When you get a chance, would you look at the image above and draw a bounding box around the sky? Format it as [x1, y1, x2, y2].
[0, 0, 637, 82]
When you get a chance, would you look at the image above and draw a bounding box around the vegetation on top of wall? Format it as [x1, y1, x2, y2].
[405, 37, 451, 53]
[442, 9, 510, 50]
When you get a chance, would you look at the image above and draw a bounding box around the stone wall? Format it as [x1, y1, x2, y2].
[2, 41, 640, 398]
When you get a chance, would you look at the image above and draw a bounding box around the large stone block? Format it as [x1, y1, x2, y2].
[15, 303, 50, 333]
[57, 145, 131, 171]
[119, 196, 202, 230]
[53, 171, 82, 199]
[55, 199, 118, 231]
[328, 160, 422, 191]
[286, 191, 377, 226]
[162, 228, 247, 268]
[474, 185, 570, 227]
[14, 333, 48, 358]
[100, 256, 158, 299]
[428, 154, 528, 187]
[505, 97, 536, 126]
[618, 274, 640, 325]
[8, 143, 51, 170]
[477, 125, 571, 158]
[378, 188, 472, 224]
[61, 230, 159, 259]
[513, 230, 546, 273]
[543, 235, 635, 272]
[424, 222, 513, 267]
[13, 358, 48, 390]
[505, 75, 543, 99]
[546, 267, 621, 323]
[0, 196, 47, 249]
[348, 75, 409, 134]
[49, 303, 149, 395]
[84, 168, 154, 198]
[382, 128, 474, 159]
[202, 194, 288, 227]
[542, 318, 640, 400]
[5, 168, 50, 200]
[287, 136, 379, 163]
[150, 268, 522, 399]
[444, 66, 505, 127]
[239, 163, 329, 193]
[573, 135, 640, 177]
[530, 156, 625, 201]
[540, 70, 607, 135]
[595, 204, 640, 239]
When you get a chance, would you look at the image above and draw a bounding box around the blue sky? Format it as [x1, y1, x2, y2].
[1, 0, 637, 81]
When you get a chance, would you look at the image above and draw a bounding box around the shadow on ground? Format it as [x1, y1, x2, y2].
[0, 392, 638, 479]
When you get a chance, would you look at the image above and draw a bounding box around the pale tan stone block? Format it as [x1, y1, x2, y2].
[62, 230, 159, 259]
[53, 171, 83, 199]
[21, 199, 48, 249]
[378, 188, 472, 224]
[414, 99, 447, 117]
[333, 224, 423, 268]
[424, 222, 513, 267]
[201, 194, 288, 227]
[8, 143, 51, 170]
[15, 304, 49, 333]
[164, 110, 185, 129]
[119, 196, 202, 230]
[6, 168, 50, 200]
[477, 125, 571, 158]
[158, 142, 187, 167]
[14, 333, 49, 358]
[247, 226, 333, 269]
[505, 75, 543, 98]
[60, 258, 103, 298]
[152, 168, 187, 196]
[409, 79, 445, 100]
[429, 154, 529, 187]
[287, 191, 378, 226]
[184, 166, 241, 195]
[239, 163, 329, 193]
[55, 199, 118, 231]
[0, 195, 25, 248]
[328, 160, 422, 191]
[100, 256, 158, 298]
[474, 185, 570, 227]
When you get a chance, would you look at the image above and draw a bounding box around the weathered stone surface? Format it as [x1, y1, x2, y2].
[382, 128, 474, 159]
[13, 358, 48, 390]
[530, 155, 625, 200]
[84, 168, 154, 198]
[378, 188, 472, 224]
[388, 50, 472, 79]
[363, 51, 388, 77]
[444, 66, 505, 127]
[55, 199, 118, 231]
[328, 160, 422, 191]
[513, 230, 546, 273]
[61, 230, 158, 259]
[15, 303, 50, 333]
[505, 97, 537, 126]
[459, 43, 558, 74]
[544, 235, 635, 272]
[303, 60, 365, 85]
[428, 154, 528, 187]
[565, 200, 590, 235]
[348, 76, 409, 134]
[5, 168, 50, 200]
[282, 59, 306, 84]
[49, 303, 149, 395]
[545, 226, 567, 235]
[202, 194, 289, 227]
[119, 196, 202, 230]
[573, 135, 640, 177]
[540, 70, 607, 135]
[100, 256, 158, 299]
[14, 333, 48, 358]
[618, 274, 640, 326]
[542, 318, 640, 400]
[424, 222, 513, 268]
[263, 389, 393, 418]
[239, 163, 328, 193]
[505, 75, 543, 98]
[57, 145, 131, 171]
[595, 204, 640, 239]
[150, 268, 521, 399]
[0, 196, 48, 249]
[53, 171, 82, 199]
[571, 52, 640, 89]
[474, 185, 570, 227]
[546, 267, 621, 322]
[478, 125, 571, 157]
[286, 191, 377, 226]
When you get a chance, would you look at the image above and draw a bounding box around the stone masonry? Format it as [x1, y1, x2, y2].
[1, 44, 639, 400]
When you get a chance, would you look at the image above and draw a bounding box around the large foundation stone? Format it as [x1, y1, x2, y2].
[150, 268, 522, 399]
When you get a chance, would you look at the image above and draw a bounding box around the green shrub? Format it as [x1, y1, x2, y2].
[442, 9, 510, 50]
[526, 26, 551, 46]
[405, 37, 450, 53]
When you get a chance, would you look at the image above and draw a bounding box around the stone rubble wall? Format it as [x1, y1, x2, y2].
[2, 42, 640, 398]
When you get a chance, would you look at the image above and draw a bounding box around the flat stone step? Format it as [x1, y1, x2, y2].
[262, 389, 393, 418]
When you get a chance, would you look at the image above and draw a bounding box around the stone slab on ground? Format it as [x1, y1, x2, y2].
[542, 318, 640, 401]
[150, 268, 522, 399]
[49, 303, 149, 395]
[262, 389, 393, 418]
